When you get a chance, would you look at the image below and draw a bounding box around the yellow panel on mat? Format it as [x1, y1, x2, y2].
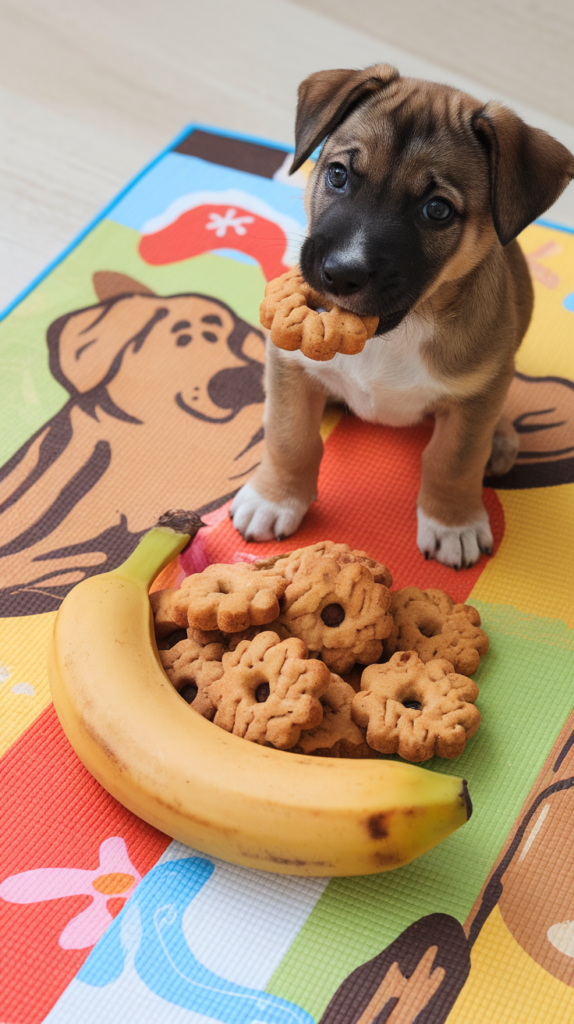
[470, 485, 574, 627]
[0, 612, 55, 756]
[447, 906, 574, 1023]
[517, 223, 574, 380]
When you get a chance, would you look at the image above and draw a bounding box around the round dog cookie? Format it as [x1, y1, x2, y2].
[293, 674, 373, 758]
[352, 651, 481, 762]
[209, 631, 331, 749]
[267, 540, 393, 588]
[383, 587, 489, 675]
[150, 562, 288, 637]
[160, 639, 225, 719]
[273, 544, 393, 674]
[259, 267, 379, 361]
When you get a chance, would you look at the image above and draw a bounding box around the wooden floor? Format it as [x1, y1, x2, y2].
[1, 0, 573, 311]
[296, 0, 574, 128]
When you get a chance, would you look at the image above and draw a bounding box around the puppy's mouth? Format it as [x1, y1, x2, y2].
[322, 295, 410, 335]
[374, 308, 410, 335]
[311, 281, 411, 336]
[299, 241, 413, 336]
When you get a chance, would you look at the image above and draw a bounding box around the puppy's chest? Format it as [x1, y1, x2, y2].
[286, 316, 447, 426]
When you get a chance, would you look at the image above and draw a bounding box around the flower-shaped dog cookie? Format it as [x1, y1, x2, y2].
[269, 540, 392, 586]
[260, 267, 379, 361]
[383, 587, 489, 675]
[352, 651, 481, 761]
[328, 544, 393, 587]
[294, 674, 372, 758]
[271, 544, 393, 674]
[150, 563, 287, 637]
[160, 639, 225, 719]
[209, 631, 331, 749]
[256, 542, 392, 590]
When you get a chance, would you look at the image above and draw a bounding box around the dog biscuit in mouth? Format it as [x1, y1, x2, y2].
[260, 267, 379, 361]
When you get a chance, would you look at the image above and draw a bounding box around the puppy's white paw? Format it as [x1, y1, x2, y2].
[230, 482, 310, 542]
[416, 507, 493, 569]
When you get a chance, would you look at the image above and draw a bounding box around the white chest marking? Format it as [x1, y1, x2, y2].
[282, 314, 448, 427]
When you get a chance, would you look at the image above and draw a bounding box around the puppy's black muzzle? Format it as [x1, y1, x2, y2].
[300, 199, 436, 333]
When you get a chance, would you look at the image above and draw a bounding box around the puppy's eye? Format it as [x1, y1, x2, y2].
[423, 198, 454, 222]
[327, 163, 348, 189]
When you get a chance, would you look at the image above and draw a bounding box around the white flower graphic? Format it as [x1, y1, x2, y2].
[206, 208, 255, 238]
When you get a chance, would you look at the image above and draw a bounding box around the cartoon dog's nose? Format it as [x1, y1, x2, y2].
[321, 254, 370, 296]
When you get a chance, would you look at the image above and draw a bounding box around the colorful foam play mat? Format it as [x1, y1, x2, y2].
[1, 123, 574, 1024]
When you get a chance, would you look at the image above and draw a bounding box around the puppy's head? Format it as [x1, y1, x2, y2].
[292, 65, 574, 329]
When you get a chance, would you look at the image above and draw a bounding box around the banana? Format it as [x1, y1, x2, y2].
[48, 510, 472, 877]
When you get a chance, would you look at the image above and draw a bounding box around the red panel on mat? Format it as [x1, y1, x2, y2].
[0, 704, 171, 1024]
[200, 416, 505, 603]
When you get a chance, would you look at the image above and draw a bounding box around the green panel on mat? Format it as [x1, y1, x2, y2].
[267, 602, 574, 1019]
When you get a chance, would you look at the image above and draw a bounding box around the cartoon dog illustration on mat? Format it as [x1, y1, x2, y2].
[0, 272, 265, 616]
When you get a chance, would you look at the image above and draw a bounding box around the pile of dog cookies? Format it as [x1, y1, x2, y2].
[151, 541, 488, 763]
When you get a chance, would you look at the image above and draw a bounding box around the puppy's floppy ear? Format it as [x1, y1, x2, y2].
[290, 63, 400, 174]
[473, 102, 574, 246]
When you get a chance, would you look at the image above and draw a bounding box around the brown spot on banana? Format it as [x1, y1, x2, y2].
[367, 812, 389, 839]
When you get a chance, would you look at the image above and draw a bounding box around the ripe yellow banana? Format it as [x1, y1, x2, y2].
[48, 511, 472, 877]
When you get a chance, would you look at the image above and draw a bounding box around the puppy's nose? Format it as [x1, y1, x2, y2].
[321, 255, 370, 296]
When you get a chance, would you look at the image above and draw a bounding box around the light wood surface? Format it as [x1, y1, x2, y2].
[1, 0, 573, 312]
[296, 0, 574, 128]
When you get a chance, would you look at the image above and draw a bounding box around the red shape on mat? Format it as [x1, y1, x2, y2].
[198, 416, 504, 602]
[0, 705, 171, 1024]
[139, 204, 288, 281]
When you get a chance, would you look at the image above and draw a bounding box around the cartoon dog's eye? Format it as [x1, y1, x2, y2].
[423, 198, 454, 222]
[176, 334, 192, 346]
[327, 163, 348, 189]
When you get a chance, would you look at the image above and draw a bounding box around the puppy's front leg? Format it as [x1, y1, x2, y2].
[231, 347, 326, 541]
[417, 402, 500, 569]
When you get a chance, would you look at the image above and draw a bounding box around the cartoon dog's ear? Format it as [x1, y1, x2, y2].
[290, 63, 400, 174]
[472, 103, 574, 246]
[93, 271, 156, 302]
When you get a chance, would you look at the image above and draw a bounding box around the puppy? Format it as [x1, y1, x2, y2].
[231, 64, 574, 568]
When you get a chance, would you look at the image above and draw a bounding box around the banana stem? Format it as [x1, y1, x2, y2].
[115, 509, 204, 589]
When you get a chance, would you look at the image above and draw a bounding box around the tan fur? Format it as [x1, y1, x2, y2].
[257, 350, 327, 515]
